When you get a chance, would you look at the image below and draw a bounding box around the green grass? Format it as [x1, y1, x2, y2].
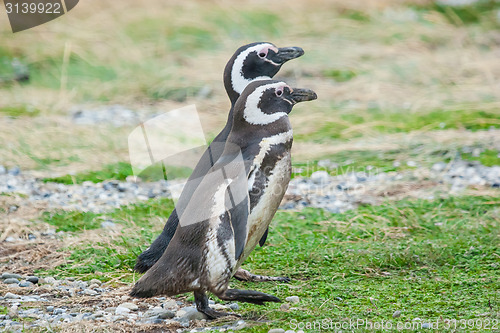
[43, 161, 192, 184]
[40, 198, 175, 279]
[292, 150, 403, 178]
[234, 196, 499, 332]
[413, 0, 500, 26]
[323, 68, 358, 82]
[461, 149, 500, 167]
[299, 108, 500, 141]
[0, 105, 40, 118]
[40, 195, 499, 331]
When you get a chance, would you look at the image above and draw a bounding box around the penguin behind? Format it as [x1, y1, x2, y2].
[134, 43, 304, 275]
[130, 80, 317, 318]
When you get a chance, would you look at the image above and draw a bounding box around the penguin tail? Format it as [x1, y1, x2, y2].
[130, 282, 155, 298]
[134, 212, 180, 273]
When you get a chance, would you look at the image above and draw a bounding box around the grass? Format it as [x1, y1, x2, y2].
[40, 198, 175, 279]
[297, 108, 500, 142]
[42, 161, 192, 184]
[412, 0, 500, 26]
[38, 195, 499, 331]
[461, 149, 500, 167]
[46, 144, 498, 183]
[0, 105, 39, 118]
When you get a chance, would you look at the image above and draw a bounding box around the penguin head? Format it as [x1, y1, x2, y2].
[224, 43, 304, 105]
[235, 80, 317, 127]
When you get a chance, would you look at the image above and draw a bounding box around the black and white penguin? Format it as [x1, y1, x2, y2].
[134, 43, 304, 276]
[130, 80, 317, 318]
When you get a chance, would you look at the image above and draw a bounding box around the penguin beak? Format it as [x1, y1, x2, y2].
[287, 88, 318, 104]
[276, 47, 305, 63]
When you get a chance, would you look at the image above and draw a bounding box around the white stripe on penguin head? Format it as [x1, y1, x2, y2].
[231, 43, 279, 95]
[244, 82, 289, 125]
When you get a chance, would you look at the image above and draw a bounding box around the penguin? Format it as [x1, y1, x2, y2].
[130, 80, 317, 318]
[134, 43, 305, 279]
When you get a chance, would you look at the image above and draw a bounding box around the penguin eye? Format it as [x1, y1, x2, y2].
[258, 48, 268, 59]
[275, 87, 283, 97]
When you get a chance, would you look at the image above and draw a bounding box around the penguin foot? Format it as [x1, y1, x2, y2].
[217, 288, 282, 305]
[233, 268, 291, 283]
[194, 291, 240, 319]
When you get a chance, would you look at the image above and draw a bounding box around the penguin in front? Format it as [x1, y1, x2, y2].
[134, 43, 305, 279]
[130, 80, 317, 318]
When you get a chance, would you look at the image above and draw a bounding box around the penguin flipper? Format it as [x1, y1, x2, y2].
[258, 228, 268, 247]
[226, 183, 249, 261]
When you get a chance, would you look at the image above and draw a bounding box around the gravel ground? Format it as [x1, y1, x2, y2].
[0, 272, 247, 332]
[1, 158, 499, 217]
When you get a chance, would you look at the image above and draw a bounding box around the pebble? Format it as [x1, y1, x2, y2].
[393, 310, 401, 318]
[4, 292, 20, 299]
[3, 278, 19, 284]
[310, 171, 330, 184]
[26, 276, 39, 284]
[83, 289, 98, 296]
[228, 303, 239, 310]
[285, 296, 300, 303]
[117, 302, 138, 311]
[280, 303, 290, 311]
[176, 307, 207, 321]
[269, 329, 285, 333]
[115, 306, 131, 315]
[144, 308, 175, 319]
[18, 281, 34, 288]
[1, 273, 23, 280]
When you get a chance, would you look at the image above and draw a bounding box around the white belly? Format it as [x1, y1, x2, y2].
[236, 153, 291, 268]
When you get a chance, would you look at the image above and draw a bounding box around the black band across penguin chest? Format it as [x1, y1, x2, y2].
[249, 140, 292, 210]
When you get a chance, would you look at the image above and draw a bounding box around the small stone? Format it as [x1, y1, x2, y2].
[8, 166, 20, 176]
[101, 221, 116, 229]
[310, 171, 330, 184]
[176, 306, 207, 321]
[280, 303, 290, 311]
[83, 289, 98, 296]
[53, 308, 64, 315]
[46, 306, 54, 312]
[43, 277, 56, 284]
[4, 292, 20, 299]
[268, 329, 285, 333]
[26, 276, 39, 284]
[406, 160, 417, 167]
[393, 310, 401, 318]
[3, 278, 19, 284]
[115, 306, 131, 315]
[89, 279, 101, 285]
[431, 162, 447, 172]
[0, 165, 6, 174]
[162, 299, 178, 309]
[422, 323, 431, 329]
[285, 296, 300, 303]
[144, 308, 175, 319]
[228, 303, 239, 310]
[18, 281, 34, 288]
[1, 273, 23, 280]
[117, 302, 138, 311]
